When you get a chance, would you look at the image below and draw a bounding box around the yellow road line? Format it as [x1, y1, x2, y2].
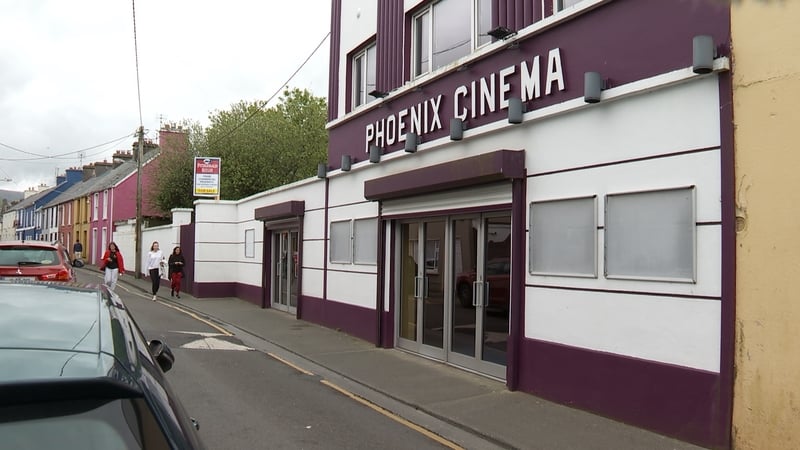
[267, 352, 315, 376]
[320, 380, 465, 450]
[158, 301, 233, 336]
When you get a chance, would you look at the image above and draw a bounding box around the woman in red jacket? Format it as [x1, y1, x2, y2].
[100, 242, 125, 292]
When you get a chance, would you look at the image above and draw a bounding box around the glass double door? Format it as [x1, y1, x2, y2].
[273, 230, 298, 314]
[398, 213, 511, 379]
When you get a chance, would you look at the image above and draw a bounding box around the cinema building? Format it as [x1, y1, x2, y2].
[192, 1, 733, 447]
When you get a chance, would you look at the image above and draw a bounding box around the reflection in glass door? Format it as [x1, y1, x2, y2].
[397, 213, 510, 379]
[398, 220, 446, 358]
[449, 213, 511, 379]
[273, 230, 298, 314]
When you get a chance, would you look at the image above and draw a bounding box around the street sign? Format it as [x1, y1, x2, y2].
[193, 157, 221, 198]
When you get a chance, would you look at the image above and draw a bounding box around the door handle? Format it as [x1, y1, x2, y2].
[414, 276, 423, 299]
[472, 281, 481, 307]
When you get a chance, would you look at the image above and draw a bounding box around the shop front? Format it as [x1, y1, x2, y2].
[366, 150, 525, 381]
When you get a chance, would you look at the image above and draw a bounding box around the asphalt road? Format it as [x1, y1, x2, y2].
[104, 278, 468, 450]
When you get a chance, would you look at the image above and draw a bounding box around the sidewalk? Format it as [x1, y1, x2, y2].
[95, 268, 704, 450]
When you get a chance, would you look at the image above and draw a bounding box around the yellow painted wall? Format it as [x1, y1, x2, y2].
[732, 1, 800, 449]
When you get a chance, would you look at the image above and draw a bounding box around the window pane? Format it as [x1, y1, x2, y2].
[476, 0, 492, 47]
[605, 187, 695, 281]
[414, 11, 430, 76]
[557, 0, 584, 11]
[330, 221, 352, 263]
[354, 53, 364, 107]
[354, 218, 378, 264]
[365, 45, 377, 102]
[530, 197, 596, 276]
[432, 0, 471, 70]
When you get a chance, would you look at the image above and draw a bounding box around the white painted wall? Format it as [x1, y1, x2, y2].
[113, 209, 187, 279]
[521, 77, 722, 372]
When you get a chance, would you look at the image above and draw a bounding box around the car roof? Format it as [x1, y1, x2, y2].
[0, 281, 136, 384]
[0, 240, 64, 247]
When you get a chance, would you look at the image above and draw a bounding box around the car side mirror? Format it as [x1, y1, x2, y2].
[148, 340, 175, 373]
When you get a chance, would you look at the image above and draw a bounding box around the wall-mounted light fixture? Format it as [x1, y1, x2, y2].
[317, 163, 327, 179]
[404, 132, 419, 153]
[369, 89, 389, 99]
[450, 118, 466, 141]
[341, 155, 352, 172]
[488, 26, 517, 40]
[369, 144, 382, 163]
[508, 97, 526, 124]
[692, 35, 715, 74]
[584, 71, 605, 104]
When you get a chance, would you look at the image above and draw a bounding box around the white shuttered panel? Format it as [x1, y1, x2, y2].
[381, 182, 512, 216]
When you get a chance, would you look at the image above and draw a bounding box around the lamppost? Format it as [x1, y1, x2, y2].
[134, 126, 144, 279]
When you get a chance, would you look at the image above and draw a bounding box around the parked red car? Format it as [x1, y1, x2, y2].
[455, 258, 510, 311]
[0, 241, 76, 282]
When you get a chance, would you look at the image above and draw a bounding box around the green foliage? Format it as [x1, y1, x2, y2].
[206, 88, 328, 200]
[150, 89, 328, 208]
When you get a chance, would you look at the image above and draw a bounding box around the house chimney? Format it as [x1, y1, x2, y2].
[82, 164, 96, 181]
[112, 150, 133, 167]
[94, 160, 113, 176]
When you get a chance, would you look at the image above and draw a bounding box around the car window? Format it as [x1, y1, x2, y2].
[0, 247, 60, 266]
[0, 398, 170, 449]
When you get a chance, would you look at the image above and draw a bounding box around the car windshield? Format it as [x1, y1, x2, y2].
[0, 398, 170, 450]
[0, 247, 60, 266]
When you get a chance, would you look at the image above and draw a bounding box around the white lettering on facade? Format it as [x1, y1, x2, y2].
[480, 74, 496, 116]
[454, 85, 468, 121]
[397, 109, 408, 141]
[545, 48, 565, 95]
[429, 95, 442, 131]
[363, 47, 566, 150]
[386, 115, 396, 145]
[499, 65, 515, 109]
[520, 56, 541, 102]
[410, 103, 422, 135]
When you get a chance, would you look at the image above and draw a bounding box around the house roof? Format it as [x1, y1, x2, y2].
[44, 150, 159, 208]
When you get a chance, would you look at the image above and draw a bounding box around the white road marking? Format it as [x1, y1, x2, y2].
[181, 337, 253, 351]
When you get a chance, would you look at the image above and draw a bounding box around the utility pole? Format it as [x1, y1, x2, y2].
[135, 126, 144, 279]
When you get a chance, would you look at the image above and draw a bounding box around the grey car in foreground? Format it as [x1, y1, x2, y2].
[0, 280, 204, 449]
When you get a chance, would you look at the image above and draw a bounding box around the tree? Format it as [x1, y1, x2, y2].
[150, 88, 328, 207]
[205, 88, 328, 200]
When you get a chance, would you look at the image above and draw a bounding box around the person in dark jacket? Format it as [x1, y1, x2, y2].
[99, 242, 125, 292]
[168, 246, 186, 298]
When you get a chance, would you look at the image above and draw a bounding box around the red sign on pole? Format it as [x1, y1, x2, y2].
[193, 157, 221, 197]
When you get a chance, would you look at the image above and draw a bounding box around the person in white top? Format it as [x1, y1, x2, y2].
[145, 241, 165, 301]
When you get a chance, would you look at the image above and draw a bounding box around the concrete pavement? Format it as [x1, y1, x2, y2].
[85, 267, 705, 450]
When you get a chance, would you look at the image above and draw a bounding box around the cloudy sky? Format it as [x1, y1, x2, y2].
[0, 0, 330, 192]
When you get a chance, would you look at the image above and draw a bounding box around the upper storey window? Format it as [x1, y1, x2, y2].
[413, 0, 492, 78]
[353, 43, 377, 108]
[555, 0, 584, 12]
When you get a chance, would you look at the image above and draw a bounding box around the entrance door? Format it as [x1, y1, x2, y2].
[397, 220, 446, 359]
[272, 230, 298, 314]
[449, 214, 511, 379]
[396, 213, 511, 379]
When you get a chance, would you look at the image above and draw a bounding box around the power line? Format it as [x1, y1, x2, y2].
[0, 133, 135, 161]
[207, 31, 331, 149]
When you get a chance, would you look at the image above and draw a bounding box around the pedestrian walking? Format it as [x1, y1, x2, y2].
[72, 239, 83, 262]
[168, 246, 186, 298]
[99, 242, 125, 292]
[146, 241, 165, 301]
